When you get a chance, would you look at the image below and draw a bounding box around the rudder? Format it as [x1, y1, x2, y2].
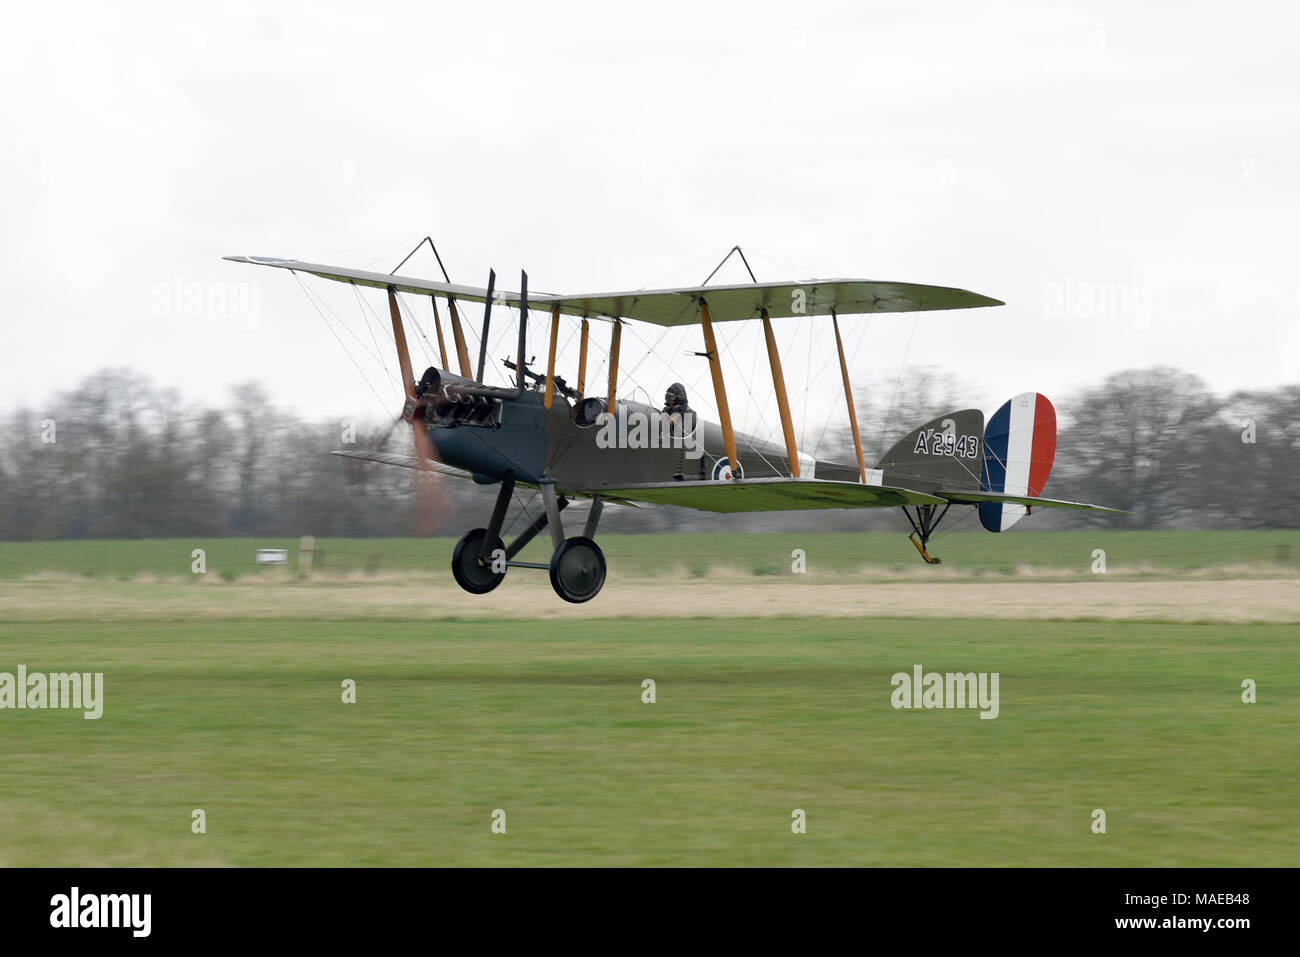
[978, 392, 1056, 532]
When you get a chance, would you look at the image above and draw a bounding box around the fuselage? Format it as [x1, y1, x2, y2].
[423, 372, 856, 492]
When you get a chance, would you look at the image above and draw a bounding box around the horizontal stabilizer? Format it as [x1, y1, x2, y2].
[938, 489, 1128, 513]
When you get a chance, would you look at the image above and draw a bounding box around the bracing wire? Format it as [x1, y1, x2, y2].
[292, 272, 397, 417]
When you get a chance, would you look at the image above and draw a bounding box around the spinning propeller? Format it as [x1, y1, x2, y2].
[385, 286, 449, 537]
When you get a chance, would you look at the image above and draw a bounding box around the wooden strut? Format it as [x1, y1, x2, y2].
[429, 297, 450, 370]
[607, 320, 622, 411]
[577, 318, 589, 398]
[760, 308, 799, 478]
[445, 297, 474, 380]
[386, 287, 415, 399]
[544, 304, 561, 409]
[699, 299, 740, 479]
[832, 309, 867, 483]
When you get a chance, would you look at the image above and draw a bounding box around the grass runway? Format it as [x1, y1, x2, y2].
[3, 529, 1298, 580]
[1, 604, 1296, 866]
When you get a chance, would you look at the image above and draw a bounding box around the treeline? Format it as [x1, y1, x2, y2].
[0, 366, 1295, 540]
[827, 366, 1300, 531]
[0, 371, 418, 541]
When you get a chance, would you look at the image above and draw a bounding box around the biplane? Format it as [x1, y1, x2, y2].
[227, 247, 1122, 602]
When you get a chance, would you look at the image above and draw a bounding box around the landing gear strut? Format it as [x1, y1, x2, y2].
[449, 476, 607, 602]
[451, 471, 517, 593]
[542, 483, 606, 603]
[901, 503, 950, 565]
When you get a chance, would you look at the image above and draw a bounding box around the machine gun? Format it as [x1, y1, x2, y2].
[502, 358, 579, 401]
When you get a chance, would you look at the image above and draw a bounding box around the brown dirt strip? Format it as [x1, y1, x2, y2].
[1, 577, 1296, 623]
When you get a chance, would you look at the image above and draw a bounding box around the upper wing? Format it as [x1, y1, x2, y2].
[587, 478, 947, 512]
[225, 256, 1003, 324]
[532, 279, 1003, 325]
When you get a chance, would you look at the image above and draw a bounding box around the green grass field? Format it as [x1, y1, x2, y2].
[1, 609, 1296, 866]
[2, 530, 1297, 580]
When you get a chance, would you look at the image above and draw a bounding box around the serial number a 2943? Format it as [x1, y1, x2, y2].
[913, 430, 979, 458]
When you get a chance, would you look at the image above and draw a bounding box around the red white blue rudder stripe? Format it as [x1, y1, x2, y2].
[978, 392, 1057, 532]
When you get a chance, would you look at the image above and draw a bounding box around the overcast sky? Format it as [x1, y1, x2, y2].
[2, 0, 1295, 454]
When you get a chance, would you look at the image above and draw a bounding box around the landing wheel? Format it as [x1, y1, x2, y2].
[451, 528, 506, 594]
[549, 536, 606, 603]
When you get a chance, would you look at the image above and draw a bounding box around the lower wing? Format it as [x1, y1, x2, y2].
[584, 478, 947, 512]
[332, 454, 1125, 515]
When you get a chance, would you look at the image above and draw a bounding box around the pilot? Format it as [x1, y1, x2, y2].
[663, 382, 691, 436]
[662, 382, 696, 480]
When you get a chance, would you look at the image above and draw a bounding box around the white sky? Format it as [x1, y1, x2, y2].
[2, 0, 1296, 456]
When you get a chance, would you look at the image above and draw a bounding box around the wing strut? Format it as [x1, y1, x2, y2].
[699, 298, 741, 478]
[607, 319, 622, 410]
[760, 308, 800, 477]
[386, 287, 415, 392]
[544, 303, 561, 409]
[446, 296, 474, 380]
[429, 297, 450, 369]
[577, 318, 590, 398]
[832, 308, 867, 483]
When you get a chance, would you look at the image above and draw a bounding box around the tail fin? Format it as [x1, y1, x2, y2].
[978, 392, 1056, 531]
[875, 409, 985, 489]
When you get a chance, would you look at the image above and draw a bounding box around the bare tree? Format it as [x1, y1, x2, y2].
[0, 365, 1294, 540]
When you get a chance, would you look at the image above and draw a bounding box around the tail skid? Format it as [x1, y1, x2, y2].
[900, 502, 951, 564]
[908, 532, 942, 565]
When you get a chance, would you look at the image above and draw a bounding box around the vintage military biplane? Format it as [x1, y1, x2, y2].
[227, 247, 1122, 602]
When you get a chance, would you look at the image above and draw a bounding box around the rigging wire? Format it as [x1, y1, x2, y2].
[326, 240, 415, 270]
[714, 318, 784, 461]
[876, 313, 920, 461]
[292, 272, 396, 417]
[295, 276, 386, 367]
[810, 311, 873, 461]
[350, 282, 397, 384]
